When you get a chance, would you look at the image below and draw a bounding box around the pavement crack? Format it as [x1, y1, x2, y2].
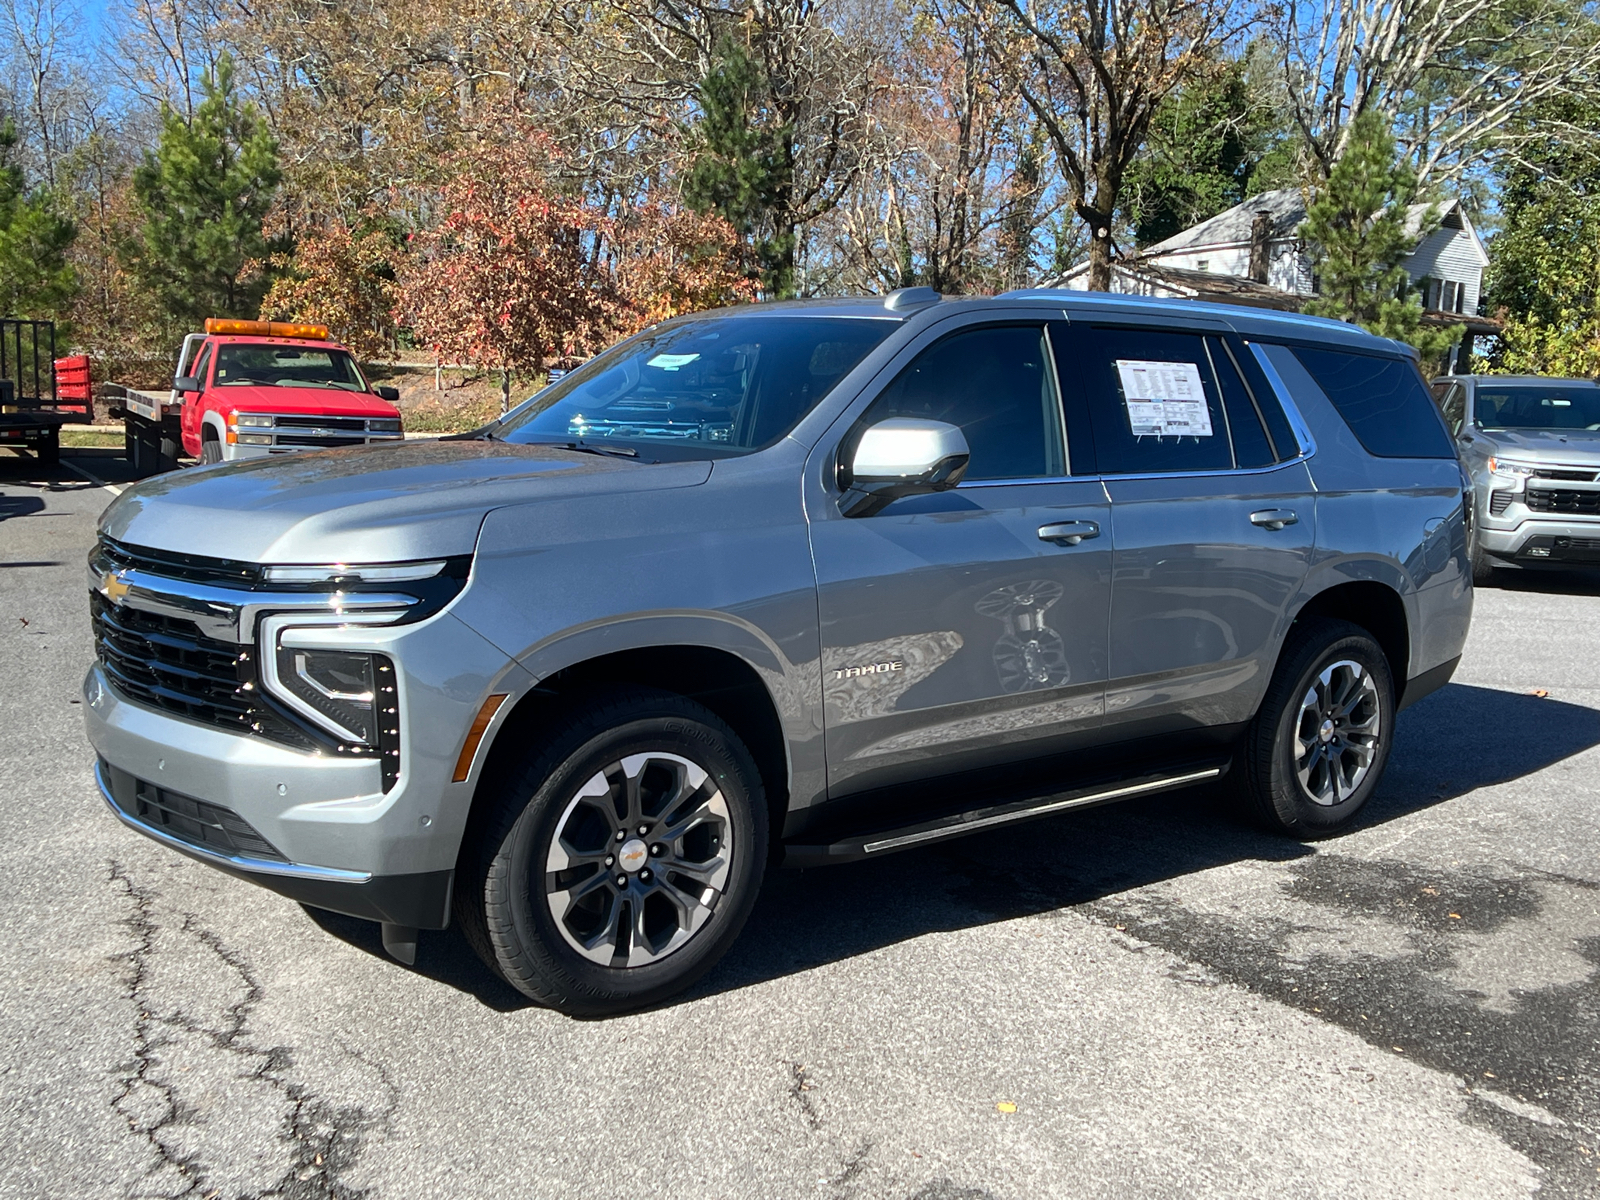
[106, 861, 394, 1200]
[829, 1139, 874, 1187]
[108, 861, 209, 1198]
[786, 1061, 823, 1131]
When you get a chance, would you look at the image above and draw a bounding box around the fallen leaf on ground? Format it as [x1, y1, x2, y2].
[996, 1102, 1017, 1113]
[1531, 689, 1550, 698]
[1449, 913, 1462, 919]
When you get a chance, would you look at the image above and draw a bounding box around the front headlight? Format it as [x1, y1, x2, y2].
[275, 647, 385, 744]
[232, 413, 274, 428]
[369, 418, 402, 432]
[1487, 456, 1536, 487]
[258, 613, 407, 789]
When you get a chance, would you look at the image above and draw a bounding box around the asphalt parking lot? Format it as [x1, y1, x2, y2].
[3, 448, 1599, 1200]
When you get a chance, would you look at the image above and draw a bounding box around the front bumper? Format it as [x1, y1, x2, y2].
[1478, 517, 1600, 566]
[94, 756, 453, 927]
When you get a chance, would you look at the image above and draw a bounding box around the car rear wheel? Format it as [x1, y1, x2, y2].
[1241, 618, 1395, 837]
[455, 687, 768, 1016]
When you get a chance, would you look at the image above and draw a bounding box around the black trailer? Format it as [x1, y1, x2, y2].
[0, 319, 82, 465]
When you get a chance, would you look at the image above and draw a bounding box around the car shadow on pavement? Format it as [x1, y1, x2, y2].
[1487, 567, 1600, 597]
[305, 681, 1600, 1014]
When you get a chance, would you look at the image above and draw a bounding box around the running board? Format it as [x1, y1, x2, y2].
[782, 763, 1226, 868]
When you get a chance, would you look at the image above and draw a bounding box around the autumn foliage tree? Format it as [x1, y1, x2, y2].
[261, 218, 403, 360]
[395, 143, 615, 413]
[611, 206, 759, 332]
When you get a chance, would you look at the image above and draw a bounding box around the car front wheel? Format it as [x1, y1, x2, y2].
[1242, 618, 1395, 837]
[456, 687, 768, 1016]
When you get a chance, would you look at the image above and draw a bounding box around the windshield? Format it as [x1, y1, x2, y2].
[496, 315, 898, 456]
[213, 344, 368, 392]
[1476, 384, 1600, 432]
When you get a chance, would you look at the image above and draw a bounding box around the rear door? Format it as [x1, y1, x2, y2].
[808, 318, 1112, 798]
[1051, 320, 1316, 736]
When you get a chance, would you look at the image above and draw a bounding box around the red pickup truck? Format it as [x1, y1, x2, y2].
[109, 319, 404, 473]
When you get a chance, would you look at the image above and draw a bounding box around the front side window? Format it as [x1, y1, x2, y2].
[213, 344, 368, 392]
[856, 324, 1066, 481]
[499, 315, 897, 457]
[190, 344, 213, 389]
[1473, 384, 1600, 433]
[1438, 385, 1466, 436]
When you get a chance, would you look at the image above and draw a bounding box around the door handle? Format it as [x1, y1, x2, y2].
[1038, 520, 1100, 546]
[1250, 509, 1299, 531]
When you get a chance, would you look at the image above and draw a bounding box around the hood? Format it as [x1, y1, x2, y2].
[100, 439, 712, 564]
[212, 386, 400, 418]
[1477, 428, 1600, 462]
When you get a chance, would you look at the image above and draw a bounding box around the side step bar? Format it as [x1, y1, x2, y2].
[783, 763, 1226, 868]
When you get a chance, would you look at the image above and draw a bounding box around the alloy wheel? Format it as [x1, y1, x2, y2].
[1293, 659, 1382, 806]
[544, 752, 733, 967]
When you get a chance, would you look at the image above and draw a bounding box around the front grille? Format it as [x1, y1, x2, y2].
[100, 537, 261, 587]
[1489, 490, 1513, 515]
[1532, 469, 1599, 483]
[92, 593, 318, 751]
[275, 434, 367, 447]
[276, 415, 367, 432]
[1526, 488, 1600, 515]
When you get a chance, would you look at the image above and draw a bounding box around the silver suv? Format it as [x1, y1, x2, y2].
[84, 290, 1472, 1014]
[1432, 374, 1600, 581]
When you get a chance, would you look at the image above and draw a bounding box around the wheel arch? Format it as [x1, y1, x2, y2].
[468, 639, 795, 863]
[1287, 578, 1411, 704]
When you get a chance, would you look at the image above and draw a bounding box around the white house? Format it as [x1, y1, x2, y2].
[1042, 188, 1495, 366]
[1049, 188, 1484, 316]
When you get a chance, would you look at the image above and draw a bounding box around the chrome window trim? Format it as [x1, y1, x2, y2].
[88, 551, 418, 643]
[95, 760, 374, 884]
[1245, 341, 1319, 458]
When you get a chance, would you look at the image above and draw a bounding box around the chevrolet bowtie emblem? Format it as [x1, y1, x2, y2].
[101, 569, 131, 605]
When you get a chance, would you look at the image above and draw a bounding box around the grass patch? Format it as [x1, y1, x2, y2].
[60, 429, 123, 448]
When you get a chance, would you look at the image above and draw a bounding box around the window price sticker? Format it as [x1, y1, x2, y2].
[1115, 360, 1213, 437]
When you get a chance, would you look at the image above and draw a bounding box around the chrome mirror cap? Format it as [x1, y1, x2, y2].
[851, 418, 970, 483]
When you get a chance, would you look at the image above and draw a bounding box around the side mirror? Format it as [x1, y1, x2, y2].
[840, 418, 970, 517]
[373, 385, 400, 402]
[173, 376, 202, 394]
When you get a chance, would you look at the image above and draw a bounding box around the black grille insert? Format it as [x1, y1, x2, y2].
[99, 537, 261, 587]
[1531, 469, 1599, 483]
[1489, 490, 1513, 516]
[275, 434, 366, 447]
[1526, 488, 1600, 515]
[102, 760, 285, 861]
[92, 593, 319, 751]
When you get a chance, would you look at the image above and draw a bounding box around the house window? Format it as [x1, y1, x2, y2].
[1443, 280, 1461, 312]
[1196, 259, 1209, 272]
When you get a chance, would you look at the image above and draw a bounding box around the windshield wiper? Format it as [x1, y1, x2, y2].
[561, 441, 638, 459]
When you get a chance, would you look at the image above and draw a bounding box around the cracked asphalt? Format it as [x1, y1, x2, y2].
[3, 448, 1600, 1199]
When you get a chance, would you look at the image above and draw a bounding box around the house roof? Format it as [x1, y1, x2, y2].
[1040, 259, 1304, 310]
[1143, 188, 1472, 257]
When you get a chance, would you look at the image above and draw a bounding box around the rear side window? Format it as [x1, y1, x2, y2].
[1289, 347, 1455, 459]
[1067, 326, 1232, 475]
[1231, 340, 1300, 458]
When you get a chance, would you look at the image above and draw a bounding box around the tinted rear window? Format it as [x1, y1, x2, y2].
[1289, 347, 1454, 459]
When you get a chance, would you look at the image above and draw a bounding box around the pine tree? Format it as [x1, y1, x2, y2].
[129, 56, 280, 333]
[682, 39, 795, 297]
[0, 119, 77, 321]
[1301, 110, 1459, 361]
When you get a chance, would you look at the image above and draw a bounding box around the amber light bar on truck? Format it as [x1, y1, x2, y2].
[204, 318, 330, 340]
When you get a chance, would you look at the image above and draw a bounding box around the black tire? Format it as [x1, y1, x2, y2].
[1241, 618, 1395, 838]
[1469, 533, 1496, 585]
[199, 433, 222, 465]
[455, 687, 768, 1016]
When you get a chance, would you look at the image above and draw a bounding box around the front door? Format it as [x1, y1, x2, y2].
[1051, 321, 1316, 735]
[809, 321, 1112, 799]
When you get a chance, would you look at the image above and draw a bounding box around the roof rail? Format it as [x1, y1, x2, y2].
[884, 286, 941, 312]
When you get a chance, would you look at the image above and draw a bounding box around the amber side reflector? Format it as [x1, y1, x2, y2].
[204, 318, 329, 340]
[453, 694, 509, 783]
